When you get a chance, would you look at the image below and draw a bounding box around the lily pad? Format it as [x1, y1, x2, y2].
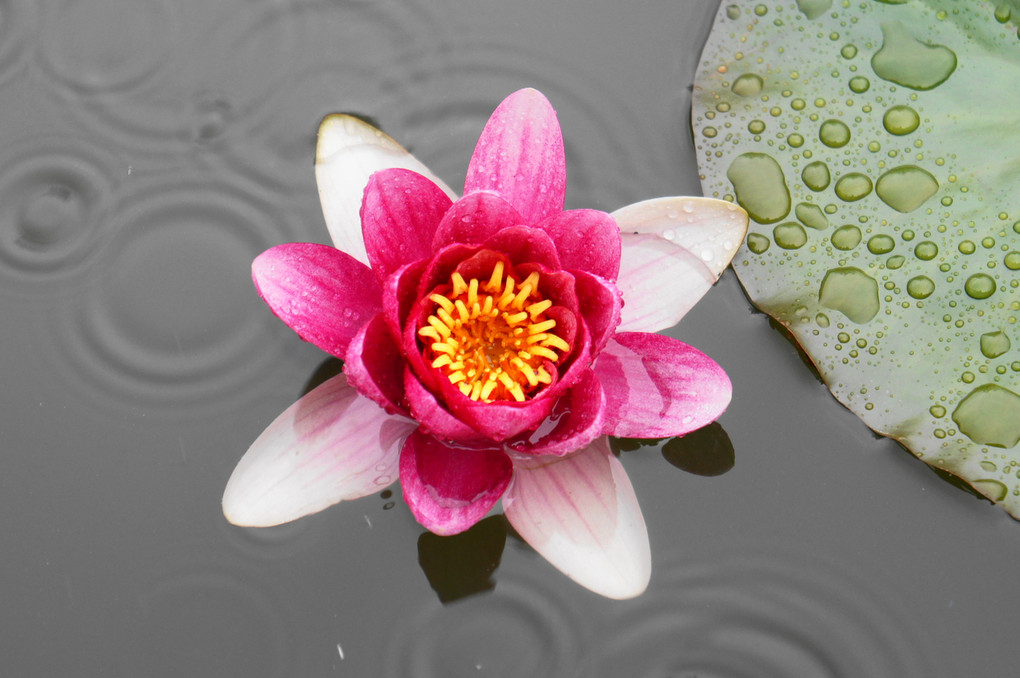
[693, 1, 1020, 515]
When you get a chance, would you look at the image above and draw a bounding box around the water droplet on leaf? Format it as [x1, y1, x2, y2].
[819, 267, 881, 323]
[875, 165, 939, 212]
[727, 152, 791, 223]
[871, 21, 958, 90]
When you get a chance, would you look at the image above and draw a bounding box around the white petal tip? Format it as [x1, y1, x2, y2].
[316, 113, 403, 163]
[504, 441, 652, 600]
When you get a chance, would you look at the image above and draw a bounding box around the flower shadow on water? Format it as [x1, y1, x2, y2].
[301, 354, 738, 604]
[417, 424, 736, 606]
[611, 422, 736, 477]
[418, 515, 507, 604]
[301, 356, 346, 395]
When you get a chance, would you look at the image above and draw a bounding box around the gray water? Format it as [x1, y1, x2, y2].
[1, 0, 1017, 675]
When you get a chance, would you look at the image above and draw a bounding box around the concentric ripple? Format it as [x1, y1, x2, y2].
[0, 0, 38, 85]
[383, 570, 588, 678]
[38, 0, 178, 94]
[48, 176, 300, 415]
[219, 495, 316, 561]
[192, 0, 439, 194]
[592, 545, 948, 678]
[0, 136, 121, 293]
[377, 41, 674, 209]
[118, 560, 294, 678]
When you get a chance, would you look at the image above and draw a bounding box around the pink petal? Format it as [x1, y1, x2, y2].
[361, 168, 453, 280]
[399, 430, 513, 536]
[537, 209, 622, 280]
[594, 333, 732, 439]
[445, 392, 555, 442]
[613, 197, 749, 333]
[403, 367, 489, 444]
[482, 225, 561, 271]
[381, 259, 426, 342]
[507, 369, 606, 457]
[431, 191, 525, 252]
[252, 243, 382, 358]
[464, 89, 566, 224]
[571, 270, 622, 357]
[503, 438, 650, 599]
[343, 313, 407, 415]
[413, 242, 479, 308]
[222, 375, 415, 526]
[315, 113, 457, 264]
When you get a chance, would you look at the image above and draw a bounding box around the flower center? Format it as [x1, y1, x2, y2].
[417, 261, 569, 403]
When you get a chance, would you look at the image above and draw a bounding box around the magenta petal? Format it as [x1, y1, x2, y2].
[222, 375, 415, 526]
[381, 259, 426, 342]
[431, 191, 525, 252]
[482, 225, 561, 271]
[315, 113, 457, 265]
[571, 270, 622, 357]
[343, 313, 407, 416]
[448, 394, 555, 442]
[594, 333, 732, 438]
[537, 209, 622, 280]
[399, 430, 513, 536]
[404, 367, 488, 444]
[361, 168, 453, 280]
[503, 438, 650, 599]
[464, 89, 566, 224]
[252, 243, 382, 358]
[507, 369, 606, 457]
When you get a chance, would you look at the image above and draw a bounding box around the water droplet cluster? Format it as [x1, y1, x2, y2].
[694, 0, 1020, 515]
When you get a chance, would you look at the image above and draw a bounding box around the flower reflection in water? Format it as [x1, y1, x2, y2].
[222, 88, 748, 599]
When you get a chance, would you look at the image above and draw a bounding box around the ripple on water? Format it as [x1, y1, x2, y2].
[377, 40, 673, 208]
[184, 0, 439, 189]
[48, 176, 300, 415]
[0, 0, 37, 84]
[383, 571, 587, 678]
[119, 560, 294, 678]
[0, 136, 121, 294]
[592, 546, 948, 678]
[216, 60, 387, 197]
[38, 0, 178, 94]
[220, 513, 317, 562]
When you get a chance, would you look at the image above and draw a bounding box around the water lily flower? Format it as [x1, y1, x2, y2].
[222, 89, 748, 599]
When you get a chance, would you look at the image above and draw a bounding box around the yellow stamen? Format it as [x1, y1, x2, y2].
[528, 319, 557, 335]
[431, 342, 457, 356]
[454, 299, 470, 323]
[541, 335, 571, 352]
[427, 316, 451, 338]
[436, 308, 456, 328]
[487, 261, 504, 292]
[419, 326, 441, 342]
[526, 299, 552, 319]
[504, 311, 528, 325]
[429, 293, 455, 314]
[418, 261, 570, 403]
[530, 346, 560, 361]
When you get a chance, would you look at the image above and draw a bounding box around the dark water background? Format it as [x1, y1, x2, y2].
[2, 0, 1017, 675]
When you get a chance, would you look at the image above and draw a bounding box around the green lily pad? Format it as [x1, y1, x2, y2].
[693, 0, 1020, 515]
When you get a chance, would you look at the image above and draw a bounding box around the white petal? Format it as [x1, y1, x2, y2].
[222, 374, 416, 527]
[503, 439, 651, 599]
[613, 197, 749, 332]
[315, 114, 457, 265]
